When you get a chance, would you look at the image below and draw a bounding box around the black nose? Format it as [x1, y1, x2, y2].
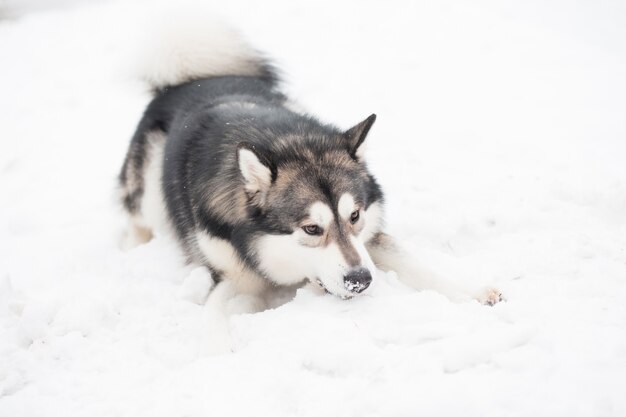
[343, 268, 372, 293]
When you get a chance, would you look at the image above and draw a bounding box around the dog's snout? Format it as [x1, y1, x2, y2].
[343, 268, 372, 293]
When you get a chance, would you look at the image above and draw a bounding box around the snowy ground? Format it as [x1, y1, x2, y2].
[1, 0, 626, 416]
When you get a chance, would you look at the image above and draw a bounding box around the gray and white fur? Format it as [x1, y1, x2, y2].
[119, 20, 503, 307]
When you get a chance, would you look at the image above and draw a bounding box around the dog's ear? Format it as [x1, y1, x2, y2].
[343, 113, 376, 160]
[237, 143, 274, 199]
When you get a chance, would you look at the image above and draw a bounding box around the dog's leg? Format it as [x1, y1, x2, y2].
[120, 219, 153, 250]
[178, 265, 215, 304]
[206, 277, 267, 315]
[118, 129, 167, 251]
[366, 233, 503, 305]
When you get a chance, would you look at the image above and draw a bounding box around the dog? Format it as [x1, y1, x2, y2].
[119, 20, 503, 307]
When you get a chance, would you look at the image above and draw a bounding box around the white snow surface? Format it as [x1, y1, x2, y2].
[1, 1, 626, 416]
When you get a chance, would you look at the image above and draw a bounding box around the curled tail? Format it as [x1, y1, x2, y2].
[136, 9, 277, 92]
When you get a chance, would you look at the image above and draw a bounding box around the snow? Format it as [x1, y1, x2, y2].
[1, 0, 626, 416]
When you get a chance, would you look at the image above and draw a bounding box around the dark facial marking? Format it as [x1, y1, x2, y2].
[330, 213, 361, 267]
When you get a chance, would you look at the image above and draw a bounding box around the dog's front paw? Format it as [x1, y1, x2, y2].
[476, 288, 505, 306]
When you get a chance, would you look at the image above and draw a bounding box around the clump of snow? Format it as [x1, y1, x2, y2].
[343, 279, 367, 293]
[1, 0, 626, 416]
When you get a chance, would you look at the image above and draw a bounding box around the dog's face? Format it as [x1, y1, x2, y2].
[237, 115, 383, 298]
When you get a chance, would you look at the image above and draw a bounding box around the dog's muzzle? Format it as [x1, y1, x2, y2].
[343, 268, 372, 294]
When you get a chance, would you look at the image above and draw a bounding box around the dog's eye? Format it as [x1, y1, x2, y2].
[350, 210, 360, 224]
[303, 225, 323, 236]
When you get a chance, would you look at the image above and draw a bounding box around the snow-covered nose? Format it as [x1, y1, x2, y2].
[343, 268, 372, 293]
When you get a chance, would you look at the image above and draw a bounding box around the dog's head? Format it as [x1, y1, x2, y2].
[237, 114, 383, 298]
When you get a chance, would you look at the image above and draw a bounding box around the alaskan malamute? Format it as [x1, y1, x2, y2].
[119, 20, 502, 307]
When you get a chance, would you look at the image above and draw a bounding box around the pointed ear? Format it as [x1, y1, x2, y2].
[343, 113, 376, 159]
[236, 143, 273, 198]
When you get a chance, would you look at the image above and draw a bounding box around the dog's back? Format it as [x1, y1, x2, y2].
[118, 19, 281, 251]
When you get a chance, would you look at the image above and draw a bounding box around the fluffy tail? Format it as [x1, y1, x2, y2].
[136, 8, 277, 91]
